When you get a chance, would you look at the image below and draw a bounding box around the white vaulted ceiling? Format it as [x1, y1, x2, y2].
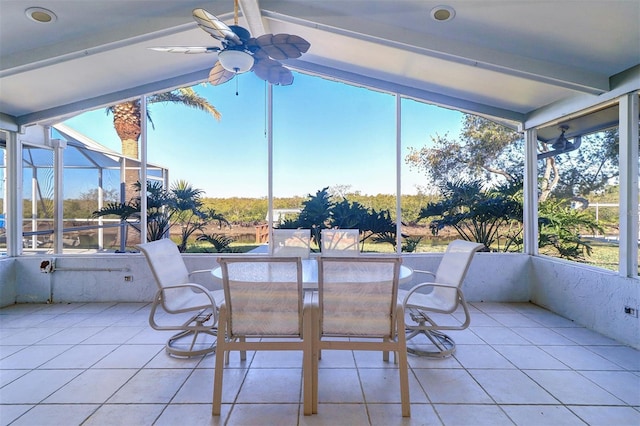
[1, 0, 638, 135]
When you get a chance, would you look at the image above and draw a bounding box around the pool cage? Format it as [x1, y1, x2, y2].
[0, 124, 168, 254]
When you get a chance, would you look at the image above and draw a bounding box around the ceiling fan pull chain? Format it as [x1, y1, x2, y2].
[235, 76, 239, 96]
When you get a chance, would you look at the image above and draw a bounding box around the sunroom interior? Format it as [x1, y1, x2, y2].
[0, 1, 638, 424]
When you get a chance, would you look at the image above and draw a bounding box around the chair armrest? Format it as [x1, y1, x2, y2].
[162, 283, 219, 308]
[401, 282, 460, 306]
[412, 269, 436, 278]
[189, 269, 212, 276]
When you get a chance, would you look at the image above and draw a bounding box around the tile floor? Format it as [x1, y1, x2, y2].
[0, 302, 638, 426]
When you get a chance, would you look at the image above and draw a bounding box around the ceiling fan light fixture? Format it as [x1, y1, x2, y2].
[25, 7, 57, 23]
[431, 5, 455, 22]
[218, 49, 254, 74]
[551, 125, 570, 150]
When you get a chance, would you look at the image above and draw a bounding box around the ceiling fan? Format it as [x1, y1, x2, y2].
[150, 1, 310, 87]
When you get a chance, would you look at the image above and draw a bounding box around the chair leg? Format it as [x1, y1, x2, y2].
[302, 304, 313, 416]
[212, 307, 228, 416]
[311, 304, 319, 414]
[406, 327, 456, 358]
[165, 311, 217, 358]
[396, 306, 411, 417]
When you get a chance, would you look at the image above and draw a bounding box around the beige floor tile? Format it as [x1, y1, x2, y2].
[511, 326, 576, 346]
[568, 405, 640, 425]
[82, 403, 165, 426]
[81, 325, 146, 345]
[470, 369, 559, 404]
[540, 345, 622, 370]
[107, 368, 191, 403]
[227, 403, 300, 425]
[501, 405, 585, 425]
[0, 344, 70, 369]
[9, 403, 98, 426]
[44, 369, 137, 404]
[0, 368, 28, 387]
[236, 368, 302, 403]
[369, 403, 442, 425]
[41, 344, 118, 369]
[299, 403, 369, 425]
[470, 326, 531, 345]
[489, 313, 544, 327]
[434, 404, 514, 425]
[2, 302, 638, 426]
[0, 369, 82, 404]
[525, 370, 626, 405]
[359, 368, 423, 404]
[92, 344, 163, 368]
[413, 369, 493, 404]
[0, 404, 33, 426]
[38, 325, 104, 344]
[453, 344, 515, 369]
[492, 344, 569, 370]
[0, 327, 66, 346]
[250, 348, 304, 368]
[585, 345, 640, 371]
[316, 368, 363, 403]
[552, 326, 622, 345]
[156, 403, 227, 426]
[579, 370, 640, 405]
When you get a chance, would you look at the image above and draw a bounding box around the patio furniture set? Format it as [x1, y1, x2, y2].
[136, 229, 483, 418]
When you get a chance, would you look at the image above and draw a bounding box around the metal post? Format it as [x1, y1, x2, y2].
[267, 84, 273, 245]
[5, 131, 21, 256]
[140, 95, 148, 244]
[52, 138, 65, 254]
[523, 128, 539, 255]
[395, 94, 402, 253]
[97, 168, 104, 249]
[618, 93, 639, 277]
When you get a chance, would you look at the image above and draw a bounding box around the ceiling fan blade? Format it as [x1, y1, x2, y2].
[253, 58, 294, 86]
[149, 46, 219, 54]
[193, 8, 241, 46]
[252, 34, 310, 60]
[208, 61, 237, 86]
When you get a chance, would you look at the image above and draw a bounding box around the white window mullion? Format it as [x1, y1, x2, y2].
[618, 93, 639, 277]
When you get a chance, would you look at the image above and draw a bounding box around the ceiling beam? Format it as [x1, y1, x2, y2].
[289, 60, 525, 123]
[238, 0, 267, 35]
[525, 65, 640, 130]
[262, 10, 610, 95]
[15, 69, 211, 126]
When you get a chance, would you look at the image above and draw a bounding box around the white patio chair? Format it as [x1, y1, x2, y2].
[137, 239, 224, 357]
[213, 256, 313, 416]
[399, 239, 484, 357]
[314, 256, 410, 417]
[320, 228, 360, 256]
[270, 228, 311, 258]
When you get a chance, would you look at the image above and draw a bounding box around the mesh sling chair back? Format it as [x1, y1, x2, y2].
[399, 239, 484, 357]
[213, 256, 313, 416]
[320, 228, 360, 256]
[137, 239, 224, 357]
[314, 256, 410, 417]
[270, 228, 312, 258]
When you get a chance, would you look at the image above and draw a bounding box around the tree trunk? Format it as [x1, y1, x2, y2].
[113, 101, 142, 248]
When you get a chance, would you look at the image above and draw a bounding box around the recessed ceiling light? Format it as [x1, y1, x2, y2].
[430, 5, 455, 22]
[25, 7, 57, 23]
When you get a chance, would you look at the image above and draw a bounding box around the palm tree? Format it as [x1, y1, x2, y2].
[106, 87, 221, 244]
[107, 87, 221, 160]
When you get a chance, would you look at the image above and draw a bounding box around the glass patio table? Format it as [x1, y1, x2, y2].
[211, 257, 413, 291]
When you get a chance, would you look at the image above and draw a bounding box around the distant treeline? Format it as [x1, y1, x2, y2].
[201, 193, 438, 225]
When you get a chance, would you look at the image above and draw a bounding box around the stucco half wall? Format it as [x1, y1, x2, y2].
[2, 252, 638, 349]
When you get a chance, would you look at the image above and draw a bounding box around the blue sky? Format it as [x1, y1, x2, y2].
[64, 71, 463, 198]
